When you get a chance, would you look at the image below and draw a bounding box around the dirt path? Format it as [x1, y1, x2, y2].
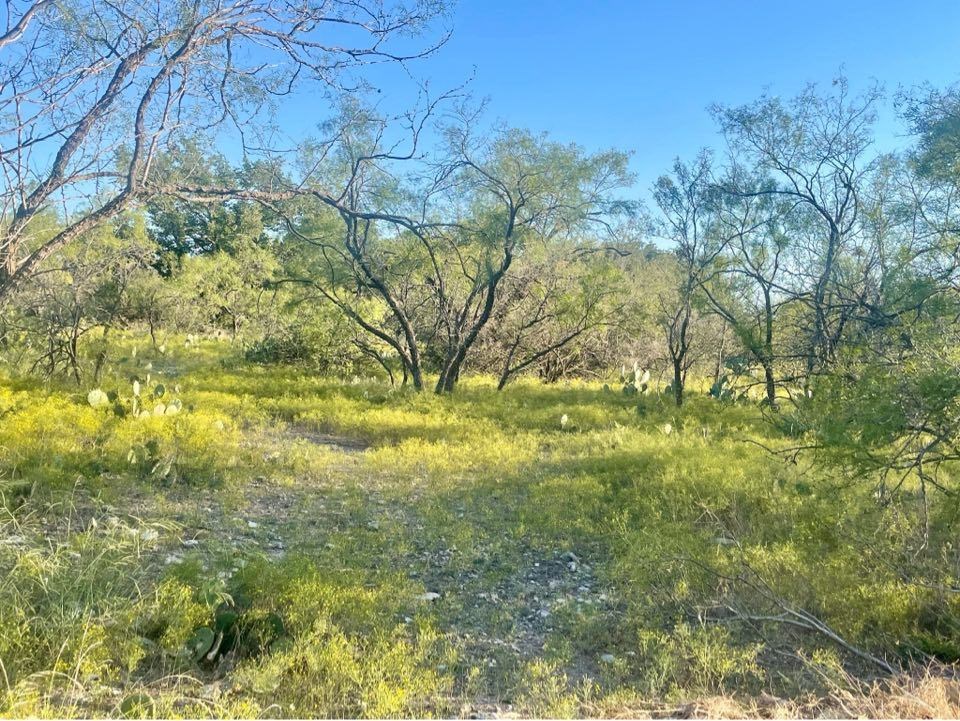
[23, 419, 622, 716]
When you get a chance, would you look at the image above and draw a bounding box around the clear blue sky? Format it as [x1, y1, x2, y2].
[281, 1, 960, 199]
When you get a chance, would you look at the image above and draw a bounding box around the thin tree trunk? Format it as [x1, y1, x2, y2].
[408, 356, 424, 391]
[497, 335, 523, 391]
[93, 326, 111, 384]
[715, 321, 727, 387]
[762, 286, 777, 408]
[673, 358, 684, 406]
[763, 361, 776, 407]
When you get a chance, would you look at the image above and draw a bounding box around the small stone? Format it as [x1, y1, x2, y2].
[567, 561, 579, 572]
[418, 592, 441, 602]
[247, 520, 259, 528]
[600, 653, 616, 663]
[200, 684, 222, 700]
[181, 539, 200, 548]
[539, 609, 550, 618]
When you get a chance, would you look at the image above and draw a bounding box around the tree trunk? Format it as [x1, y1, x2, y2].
[763, 361, 777, 408]
[673, 358, 684, 406]
[406, 355, 424, 391]
[93, 326, 111, 384]
[808, 228, 839, 377]
[436, 359, 461, 393]
[497, 336, 522, 391]
[435, 243, 514, 394]
[714, 321, 727, 387]
[762, 286, 777, 408]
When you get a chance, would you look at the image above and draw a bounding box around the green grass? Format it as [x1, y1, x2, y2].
[1, 335, 958, 717]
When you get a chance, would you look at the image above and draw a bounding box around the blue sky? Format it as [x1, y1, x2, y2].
[401, 1, 960, 190]
[277, 1, 960, 199]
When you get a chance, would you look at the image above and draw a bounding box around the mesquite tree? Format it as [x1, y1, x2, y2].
[0, 0, 446, 300]
[258, 106, 633, 392]
[712, 80, 882, 387]
[653, 151, 719, 406]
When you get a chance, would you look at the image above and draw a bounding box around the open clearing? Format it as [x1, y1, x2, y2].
[2, 341, 958, 718]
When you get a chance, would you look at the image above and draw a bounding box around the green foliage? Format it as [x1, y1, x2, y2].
[0, 212, 158, 382]
[799, 302, 960, 494]
[222, 558, 453, 717]
[3, 45, 960, 718]
[635, 624, 763, 696]
[2, 330, 960, 716]
[108, 411, 241, 484]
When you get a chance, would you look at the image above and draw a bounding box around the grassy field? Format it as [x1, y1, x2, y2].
[1, 336, 958, 718]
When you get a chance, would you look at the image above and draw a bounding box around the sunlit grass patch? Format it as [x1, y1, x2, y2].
[0, 393, 106, 488]
[3, 344, 960, 716]
[0, 505, 177, 716]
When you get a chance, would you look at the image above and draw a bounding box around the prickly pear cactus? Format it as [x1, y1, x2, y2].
[87, 389, 109, 408]
[710, 374, 733, 401]
[187, 627, 215, 661]
[622, 362, 650, 396]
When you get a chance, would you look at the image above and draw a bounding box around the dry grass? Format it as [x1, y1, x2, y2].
[825, 665, 960, 720]
[574, 665, 960, 719]
[680, 667, 960, 719]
